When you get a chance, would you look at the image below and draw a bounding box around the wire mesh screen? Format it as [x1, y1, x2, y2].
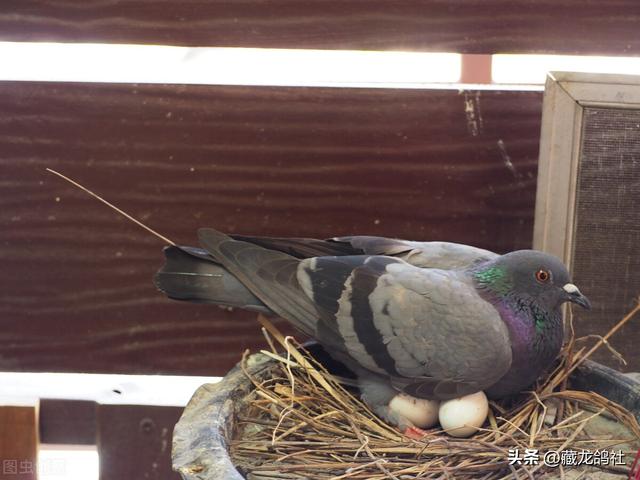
[571, 106, 640, 369]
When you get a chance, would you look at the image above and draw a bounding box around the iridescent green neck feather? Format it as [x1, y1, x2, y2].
[473, 265, 512, 297]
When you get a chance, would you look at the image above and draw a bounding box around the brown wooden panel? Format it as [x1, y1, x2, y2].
[0, 81, 542, 375]
[0, 1, 639, 55]
[0, 405, 38, 480]
[39, 399, 96, 445]
[97, 404, 182, 480]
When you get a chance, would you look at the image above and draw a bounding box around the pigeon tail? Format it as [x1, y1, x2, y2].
[155, 245, 272, 314]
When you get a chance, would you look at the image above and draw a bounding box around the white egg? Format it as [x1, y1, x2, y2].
[438, 391, 489, 437]
[389, 393, 440, 428]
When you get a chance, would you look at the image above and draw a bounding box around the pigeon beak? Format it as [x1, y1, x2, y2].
[563, 283, 591, 310]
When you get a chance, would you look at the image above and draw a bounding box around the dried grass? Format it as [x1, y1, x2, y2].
[230, 302, 640, 479]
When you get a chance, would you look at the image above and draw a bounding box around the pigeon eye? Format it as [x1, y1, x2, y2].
[535, 269, 550, 283]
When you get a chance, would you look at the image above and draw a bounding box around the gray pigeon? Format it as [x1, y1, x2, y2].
[155, 229, 590, 429]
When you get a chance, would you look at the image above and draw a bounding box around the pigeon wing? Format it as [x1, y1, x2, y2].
[369, 262, 512, 399]
[298, 255, 512, 399]
[232, 233, 497, 270]
[332, 236, 498, 270]
[197, 228, 321, 337]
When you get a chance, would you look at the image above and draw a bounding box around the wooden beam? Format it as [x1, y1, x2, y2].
[39, 400, 96, 445]
[0, 404, 39, 480]
[97, 404, 183, 480]
[0, 1, 638, 55]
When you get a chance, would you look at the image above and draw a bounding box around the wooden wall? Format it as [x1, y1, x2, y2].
[1, 82, 543, 375]
[0, 1, 639, 54]
[1, 1, 638, 375]
[0, 0, 638, 375]
[2, 3, 640, 479]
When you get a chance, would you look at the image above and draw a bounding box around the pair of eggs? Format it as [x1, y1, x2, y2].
[389, 391, 489, 437]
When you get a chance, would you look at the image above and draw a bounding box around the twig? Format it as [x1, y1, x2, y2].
[564, 299, 640, 378]
[46, 167, 176, 245]
[574, 334, 627, 366]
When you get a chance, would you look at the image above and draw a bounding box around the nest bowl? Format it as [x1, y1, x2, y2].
[172, 343, 640, 480]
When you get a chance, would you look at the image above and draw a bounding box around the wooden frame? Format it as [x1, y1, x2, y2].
[533, 71, 640, 267]
[533, 71, 640, 370]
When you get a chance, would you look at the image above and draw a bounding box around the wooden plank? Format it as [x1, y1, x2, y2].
[0, 405, 39, 480]
[0, 81, 542, 375]
[97, 404, 183, 480]
[0, 1, 639, 55]
[39, 399, 96, 445]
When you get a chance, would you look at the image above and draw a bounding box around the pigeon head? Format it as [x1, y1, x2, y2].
[473, 250, 591, 312]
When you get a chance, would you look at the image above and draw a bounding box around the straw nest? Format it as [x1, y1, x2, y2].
[230, 302, 640, 479]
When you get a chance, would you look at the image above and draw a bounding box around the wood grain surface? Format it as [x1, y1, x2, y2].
[0, 1, 639, 55]
[39, 399, 97, 445]
[97, 404, 182, 480]
[1, 81, 543, 375]
[0, 405, 38, 480]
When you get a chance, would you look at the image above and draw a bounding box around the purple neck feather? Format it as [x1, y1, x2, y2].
[483, 295, 564, 398]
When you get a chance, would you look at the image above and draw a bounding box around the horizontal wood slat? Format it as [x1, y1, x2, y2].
[1, 81, 543, 375]
[0, 1, 639, 55]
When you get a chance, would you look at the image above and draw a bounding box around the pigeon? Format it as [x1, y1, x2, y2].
[155, 229, 591, 431]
